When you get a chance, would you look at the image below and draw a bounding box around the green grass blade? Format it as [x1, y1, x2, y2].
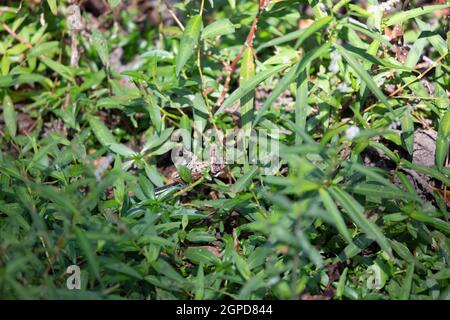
[336, 267, 348, 299]
[92, 29, 109, 68]
[201, 19, 235, 40]
[176, 15, 203, 75]
[401, 109, 414, 155]
[436, 109, 450, 171]
[216, 64, 286, 115]
[389, 239, 426, 271]
[385, 5, 450, 26]
[256, 16, 333, 52]
[335, 43, 392, 111]
[409, 211, 450, 234]
[399, 264, 414, 300]
[294, 16, 333, 49]
[194, 264, 205, 300]
[87, 115, 116, 147]
[400, 160, 450, 186]
[329, 186, 392, 256]
[240, 46, 255, 149]
[253, 42, 331, 125]
[3, 94, 16, 138]
[46, 0, 58, 15]
[231, 166, 259, 194]
[319, 188, 353, 243]
[352, 183, 419, 202]
[74, 228, 102, 283]
[295, 69, 308, 145]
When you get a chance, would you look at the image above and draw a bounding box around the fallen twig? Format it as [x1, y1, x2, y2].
[2, 22, 32, 49]
[389, 52, 448, 97]
[163, 0, 184, 31]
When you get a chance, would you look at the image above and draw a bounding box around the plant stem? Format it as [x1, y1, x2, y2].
[173, 177, 205, 197]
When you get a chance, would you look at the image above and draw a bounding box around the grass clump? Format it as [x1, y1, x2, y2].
[0, 0, 449, 300]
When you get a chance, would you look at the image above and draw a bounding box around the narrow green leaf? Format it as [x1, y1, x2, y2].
[295, 69, 308, 145]
[415, 19, 448, 56]
[40, 56, 74, 81]
[401, 109, 414, 155]
[142, 127, 174, 153]
[396, 172, 416, 194]
[177, 165, 192, 184]
[336, 267, 348, 299]
[253, 43, 331, 125]
[351, 163, 399, 189]
[29, 183, 80, 217]
[47, 0, 58, 15]
[256, 29, 304, 53]
[309, 0, 328, 18]
[399, 264, 414, 300]
[1, 53, 10, 75]
[368, 141, 400, 163]
[39, 55, 74, 82]
[193, 93, 208, 133]
[434, 64, 447, 111]
[194, 264, 205, 300]
[148, 140, 177, 157]
[184, 247, 221, 266]
[352, 183, 419, 201]
[103, 259, 143, 280]
[341, 43, 412, 72]
[297, 228, 323, 267]
[350, 163, 420, 201]
[344, 21, 392, 48]
[87, 115, 116, 147]
[240, 46, 255, 148]
[409, 211, 450, 234]
[231, 166, 259, 194]
[335, 44, 391, 110]
[232, 250, 251, 280]
[3, 94, 16, 138]
[329, 187, 392, 256]
[334, 234, 374, 263]
[385, 5, 450, 26]
[145, 163, 165, 187]
[0, 74, 47, 88]
[109, 143, 135, 157]
[319, 188, 353, 243]
[400, 160, 450, 186]
[154, 259, 186, 285]
[216, 64, 286, 115]
[431, 268, 450, 280]
[74, 228, 101, 282]
[146, 95, 162, 132]
[436, 109, 450, 171]
[201, 19, 235, 40]
[348, 4, 371, 16]
[283, 118, 319, 145]
[176, 15, 203, 75]
[294, 16, 333, 49]
[28, 41, 59, 58]
[92, 29, 109, 67]
[138, 175, 155, 199]
[404, 37, 428, 69]
[389, 239, 426, 271]
[256, 16, 332, 52]
[141, 235, 176, 248]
